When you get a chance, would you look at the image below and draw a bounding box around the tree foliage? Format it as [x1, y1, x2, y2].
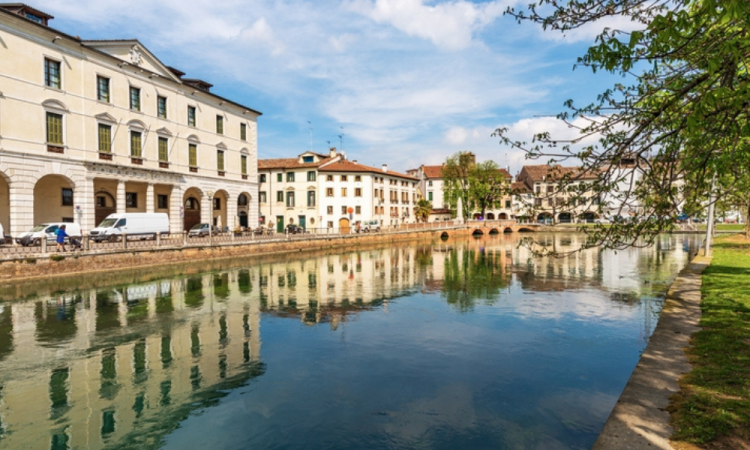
[415, 199, 433, 222]
[496, 0, 750, 251]
[442, 152, 509, 219]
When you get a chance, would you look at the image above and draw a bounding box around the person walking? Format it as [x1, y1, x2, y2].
[56, 225, 68, 252]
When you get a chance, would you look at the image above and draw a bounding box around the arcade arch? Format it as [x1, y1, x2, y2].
[183, 187, 202, 231]
[34, 174, 75, 225]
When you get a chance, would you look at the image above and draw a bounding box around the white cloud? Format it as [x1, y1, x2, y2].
[238, 18, 285, 56]
[348, 0, 509, 50]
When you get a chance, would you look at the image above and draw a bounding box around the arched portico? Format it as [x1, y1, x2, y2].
[212, 189, 229, 230]
[34, 174, 75, 225]
[537, 212, 553, 223]
[183, 187, 202, 231]
[558, 212, 572, 223]
[237, 192, 251, 228]
[498, 213, 508, 220]
[486, 213, 495, 220]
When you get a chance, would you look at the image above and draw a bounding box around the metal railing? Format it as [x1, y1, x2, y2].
[0, 221, 464, 260]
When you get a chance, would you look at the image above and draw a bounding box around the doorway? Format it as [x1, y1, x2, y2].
[298, 215, 306, 230]
[339, 217, 350, 234]
[276, 216, 284, 233]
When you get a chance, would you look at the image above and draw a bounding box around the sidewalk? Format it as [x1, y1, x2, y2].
[592, 255, 711, 450]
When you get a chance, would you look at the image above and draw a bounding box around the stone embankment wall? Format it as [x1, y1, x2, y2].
[0, 230, 446, 283]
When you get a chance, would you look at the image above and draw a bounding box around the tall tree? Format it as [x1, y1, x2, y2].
[414, 199, 433, 223]
[469, 161, 510, 219]
[442, 151, 476, 219]
[495, 0, 750, 250]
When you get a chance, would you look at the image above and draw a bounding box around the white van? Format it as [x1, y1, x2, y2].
[90, 213, 170, 242]
[16, 223, 82, 246]
[0, 223, 5, 245]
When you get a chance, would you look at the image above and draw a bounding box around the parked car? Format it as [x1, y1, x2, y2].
[188, 223, 215, 238]
[16, 223, 83, 246]
[361, 220, 381, 232]
[90, 213, 170, 242]
[285, 224, 307, 234]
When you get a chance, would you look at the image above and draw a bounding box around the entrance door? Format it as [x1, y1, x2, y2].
[239, 211, 248, 228]
[339, 218, 350, 234]
[276, 216, 284, 233]
[94, 192, 116, 226]
[298, 215, 306, 230]
[184, 197, 201, 231]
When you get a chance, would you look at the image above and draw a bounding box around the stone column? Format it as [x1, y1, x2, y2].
[116, 180, 126, 214]
[170, 184, 183, 233]
[75, 177, 96, 233]
[202, 192, 212, 227]
[8, 179, 34, 238]
[227, 192, 238, 230]
[146, 183, 155, 213]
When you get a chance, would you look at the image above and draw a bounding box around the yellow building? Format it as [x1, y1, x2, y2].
[0, 4, 261, 236]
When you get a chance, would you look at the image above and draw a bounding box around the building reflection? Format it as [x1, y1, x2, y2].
[0, 234, 699, 449]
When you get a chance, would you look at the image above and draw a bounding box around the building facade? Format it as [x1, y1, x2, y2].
[513, 165, 599, 223]
[259, 150, 419, 232]
[0, 4, 260, 237]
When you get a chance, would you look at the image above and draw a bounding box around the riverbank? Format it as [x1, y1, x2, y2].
[592, 253, 712, 450]
[669, 236, 750, 449]
[0, 228, 445, 284]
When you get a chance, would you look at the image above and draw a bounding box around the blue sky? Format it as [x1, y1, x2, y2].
[34, 0, 636, 175]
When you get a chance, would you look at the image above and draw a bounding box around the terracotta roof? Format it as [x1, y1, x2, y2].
[520, 164, 596, 182]
[320, 161, 418, 180]
[258, 156, 333, 170]
[423, 165, 444, 179]
[498, 168, 512, 179]
[510, 181, 530, 193]
[430, 208, 452, 214]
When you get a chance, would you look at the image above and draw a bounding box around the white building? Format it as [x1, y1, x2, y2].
[0, 4, 260, 237]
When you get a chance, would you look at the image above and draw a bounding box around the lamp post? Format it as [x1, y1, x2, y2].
[206, 190, 214, 245]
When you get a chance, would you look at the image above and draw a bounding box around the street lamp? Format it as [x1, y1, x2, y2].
[206, 190, 214, 229]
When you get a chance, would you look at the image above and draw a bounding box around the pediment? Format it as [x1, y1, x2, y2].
[187, 134, 200, 143]
[42, 99, 69, 112]
[95, 112, 117, 123]
[155, 127, 173, 137]
[82, 40, 183, 83]
[216, 142, 228, 150]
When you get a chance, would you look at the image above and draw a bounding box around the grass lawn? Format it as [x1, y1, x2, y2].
[670, 235, 750, 449]
[696, 224, 746, 232]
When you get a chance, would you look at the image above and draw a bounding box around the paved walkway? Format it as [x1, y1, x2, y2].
[592, 255, 712, 450]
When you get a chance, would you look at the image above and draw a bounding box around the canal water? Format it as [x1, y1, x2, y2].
[0, 233, 699, 450]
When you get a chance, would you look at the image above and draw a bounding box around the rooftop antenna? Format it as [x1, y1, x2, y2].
[338, 126, 345, 151]
[307, 121, 313, 152]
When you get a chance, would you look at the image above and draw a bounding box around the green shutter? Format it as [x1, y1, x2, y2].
[241, 123, 247, 141]
[241, 155, 247, 174]
[217, 150, 225, 171]
[46, 112, 63, 144]
[216, 116, 223, 134]
[98, 124, 111, 152]
[189, 144, 197, 166]
[159, 137, 168, 162]
[130, 131, 142, 157]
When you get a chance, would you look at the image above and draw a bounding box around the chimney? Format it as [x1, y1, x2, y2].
[352, 160, 358, 164]
[329, 147, 337, 158]
[382, 164, 388, 172]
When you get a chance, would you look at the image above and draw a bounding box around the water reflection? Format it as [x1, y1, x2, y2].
[0, 233, 698, 450]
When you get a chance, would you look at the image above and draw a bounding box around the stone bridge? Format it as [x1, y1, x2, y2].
[436, 220, 541, 238]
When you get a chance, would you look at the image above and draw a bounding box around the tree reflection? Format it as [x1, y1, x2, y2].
[442, 249, 510, 312]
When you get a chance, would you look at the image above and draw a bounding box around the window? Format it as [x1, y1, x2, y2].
[97, 76, 110, 102]
[355, 175, 361, 182]
[428, 192, 433, 201]
[126, 192, 138, 208]
[98, 124, 111, 152]
[46, 112, 63, 144]
[355, 188, 362, 197]
[129, 87, 141, 111]
[61, 188, 73, 206]
[158, 137, 168, 162]
[428, 180, 433, 187]
[241, 155, 248, 175]
[355, 206, 361, 214]
[214, 198, 221, 210]
[307, 191, 316, 207]
[326, 175, 333, 181]
[326, 188, 333, 197]
[277, 173, 283, 182]
[216, 115, 223, 134]
[189, 143, 197, 167]
[534, 198, 542, 207]
[287, 172, 295, 182]
[217, 150, 225, 171]
[96, 196, 107, 207]
[341, 206, 347, 215]
[158, 194, 168, 209]
[303, 156, 314, 163]
[276, 191, 284, 202]
[341, 188, 347, 197]
[259, 191, 267, 203]
[260, 174, 266, 183]
[240, 123, 247, 141]
[547, 186, 553, 193]
[157, 96, 167, 118]
[505, 200, 511, 208]
[44, 58, 61, 89]
[341, 175, 348, 181]
[130, 131, 142, 157]
[327, 221, 333, 228]
[327, 206, 333, 214]
[307, 171, 316, 181]
[187, 106, 196, 127]
[286, 191, 295, 208]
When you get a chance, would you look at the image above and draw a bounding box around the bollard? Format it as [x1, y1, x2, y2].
[209, 230, 213, 246]
[183, 231, 187, 246]
[41, 238, 47, 253]
[286, 230, 289, 241]
[122, 233, 127, 249]
[156, 233, 161, 247]
[84, 235, 90, 251]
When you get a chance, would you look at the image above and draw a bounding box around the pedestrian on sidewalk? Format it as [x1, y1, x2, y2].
[56, 225, 68, 252]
